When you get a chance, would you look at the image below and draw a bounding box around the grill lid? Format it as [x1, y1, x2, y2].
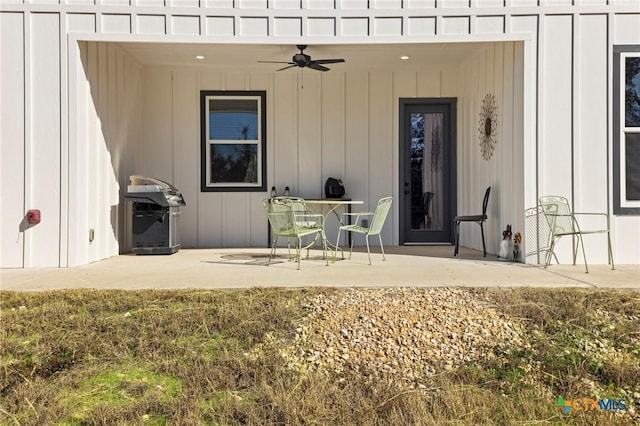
[125, 175, 186, 206]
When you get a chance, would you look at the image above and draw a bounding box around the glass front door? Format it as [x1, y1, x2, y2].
[400, 100, 456, 244]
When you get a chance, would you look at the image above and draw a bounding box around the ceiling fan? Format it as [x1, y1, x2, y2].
[258, 45, 345, 72]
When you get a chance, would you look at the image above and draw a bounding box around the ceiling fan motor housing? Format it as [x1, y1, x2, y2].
[293, 53, 311, 66]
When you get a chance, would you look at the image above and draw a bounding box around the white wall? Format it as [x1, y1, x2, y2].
[532, 11, 640, 265]
[138, 62, 462, 250]
[1, 12, 25, 268]
[0, 12, 61, 267]
[456, 42, 524, 257]
[0, 13, 142, 268]
[67, 42, 143, 266]
[2, 0, 639, 267]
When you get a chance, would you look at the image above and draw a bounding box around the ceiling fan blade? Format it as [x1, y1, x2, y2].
[306, 63, 330, 72]
[309, 58, 345, 65]
[277, 64, 298, 71]
[258, 60, 295, 64]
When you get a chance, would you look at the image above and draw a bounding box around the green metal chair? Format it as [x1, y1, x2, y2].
[334, 196, 393, 265]
[275, 196, 317, 227]
[263, 197, 327, 269]
[538, 195, 614, 273]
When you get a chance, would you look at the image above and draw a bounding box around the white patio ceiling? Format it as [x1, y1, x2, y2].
[114, 42, 491, 71]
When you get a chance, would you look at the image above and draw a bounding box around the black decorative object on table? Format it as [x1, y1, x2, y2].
[325, 177, 345, 198]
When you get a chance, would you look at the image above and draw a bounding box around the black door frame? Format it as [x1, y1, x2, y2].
[399, 98, 457, 245]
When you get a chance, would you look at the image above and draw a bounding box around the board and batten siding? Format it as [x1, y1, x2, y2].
[138, 64, 459, 250]
[1, 12, 26, 268]
[1, 1, 639, 267]
[68, 42, 143, 267]
[456, 41, 524, 259]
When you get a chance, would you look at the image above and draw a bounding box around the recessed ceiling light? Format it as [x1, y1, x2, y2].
[196, 55, 205, 60]
[400, 56, 410, 60]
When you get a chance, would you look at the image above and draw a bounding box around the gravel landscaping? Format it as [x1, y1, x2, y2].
[282, 287, 527, 389]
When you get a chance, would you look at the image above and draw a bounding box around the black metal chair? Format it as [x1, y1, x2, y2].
[454, 186, 491, 257]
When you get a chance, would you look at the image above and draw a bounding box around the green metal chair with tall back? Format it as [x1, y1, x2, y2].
[334, 196, 393, 265]
[263, 197, 327, 269]
[538, 195, 614, 273]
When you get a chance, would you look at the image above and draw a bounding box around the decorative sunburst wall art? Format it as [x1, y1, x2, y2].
[478, 93, 498, 161]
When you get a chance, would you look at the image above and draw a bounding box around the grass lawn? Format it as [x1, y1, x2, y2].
[1, 287, 639, 425]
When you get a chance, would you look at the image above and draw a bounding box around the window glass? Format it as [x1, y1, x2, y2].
[410, 113, 444, 231]
[211, 144, 258, 184]
[209, 99, 259, 140]
[625, 133, 640, 201]
[200, 91, 266, 192]
[626, 57, 640, 127]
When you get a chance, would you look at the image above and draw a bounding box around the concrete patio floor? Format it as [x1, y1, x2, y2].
[1, 246, 638, 292]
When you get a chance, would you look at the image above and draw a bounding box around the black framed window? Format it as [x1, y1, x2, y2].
[614, 46, 640, 215]
[200, 90, 267, 192]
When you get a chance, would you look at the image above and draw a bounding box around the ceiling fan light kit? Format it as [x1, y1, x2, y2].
[258, 45, 345, 72]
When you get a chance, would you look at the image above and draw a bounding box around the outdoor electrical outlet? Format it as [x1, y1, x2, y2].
[361, 219, 369, 228]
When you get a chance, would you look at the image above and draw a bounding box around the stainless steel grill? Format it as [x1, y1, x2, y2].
[125, 175, 186, 255]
